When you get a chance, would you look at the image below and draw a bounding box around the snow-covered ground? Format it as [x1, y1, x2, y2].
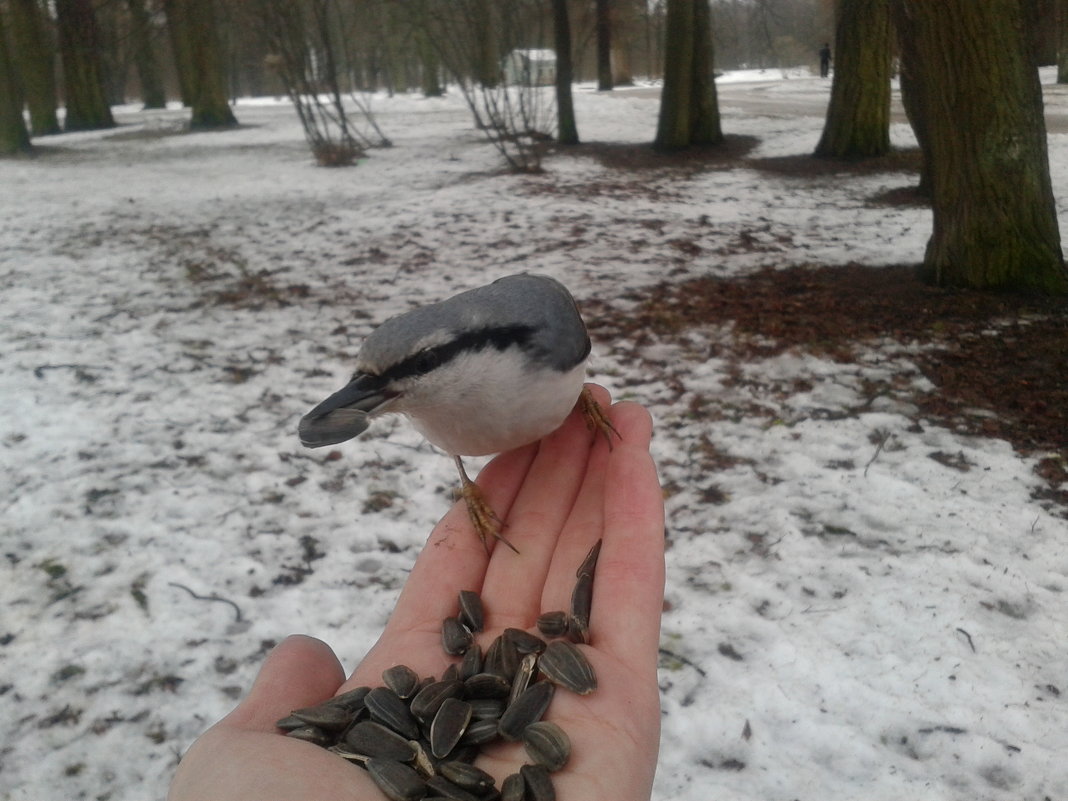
[2, 68, 1066, 800]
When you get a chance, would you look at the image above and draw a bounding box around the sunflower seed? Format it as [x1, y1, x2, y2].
[504, 627, 547, 655]
[329, 685, 372, 712]
[430, 697, 472, 758]
[522, 721, 571, 772]
[274, 714, 308, 732]
[290, 702, 354, 731]
[441, 662, 460, 682]
[457, 717, 500, 746]
[343, 720, 416, 762]
[459, 642, 482, 681]
[408, 739, 437, 779]
[538, 640, 597, 695]
[365, 686, 421, 739]
[439, 760, 496, 793]
[536, 610, 569, 638]
[366, 758, 427, 801]
[468, 697, 504, 720]
[285, 725, 331, 746]
[568, 572, 593, 644]
[425, 775, 482, 801]
[442, 617, 473, 656]
[521, 763, 556, 801]
[457, 590, 484, 632]
[508, 652, 538, 708]
[498, 680, 554, 741]
[463, 672, 511, 700]
[501, 772, 525, 801]
[483, 633, 519, 680]
[410, 679, 464, 723]
[383, 665, 421, 699]
[576, 538, 602, 578]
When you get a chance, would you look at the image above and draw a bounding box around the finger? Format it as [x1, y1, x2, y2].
[222, 635, 345, 732]
[539, 400, 644, 612]
[586, 405, 664, 676]
[478, 383, 612, 629]
[375, 442, 539, 638]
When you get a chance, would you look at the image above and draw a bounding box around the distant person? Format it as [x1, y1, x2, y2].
[819, 43, 832, 78]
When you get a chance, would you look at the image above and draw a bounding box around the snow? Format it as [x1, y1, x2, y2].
[2, 68, 1066, 801]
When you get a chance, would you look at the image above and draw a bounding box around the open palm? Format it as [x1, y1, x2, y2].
[169, 385, 665, 801]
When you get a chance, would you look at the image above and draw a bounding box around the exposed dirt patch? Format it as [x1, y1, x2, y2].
[562, 134, 761, 172]
[587, 264, 1068, 511]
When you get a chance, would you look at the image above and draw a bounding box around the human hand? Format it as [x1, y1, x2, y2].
[169, 385, 665, 800]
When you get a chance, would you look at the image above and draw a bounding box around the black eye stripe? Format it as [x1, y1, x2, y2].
[381, 325, 537, 383]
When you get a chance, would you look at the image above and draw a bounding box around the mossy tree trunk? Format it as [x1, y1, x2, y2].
[55, 0, 115, 132]
[167, 0, 236, 129]
[0, 5, 33, 155]
[554, 0, 579, 144]
[814, 0, 892, 158]
[126, 0, 167, 109]
[1058, 0, 1068, 83]
[654, 0, 722, 150]
[7, 0, 60, 135]
[895, 0, 1067, 293]
[596, 0, 612, 91]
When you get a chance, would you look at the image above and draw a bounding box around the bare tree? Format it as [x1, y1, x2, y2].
[894, 0, 1066, 293]
[412, 0, 557, 172]
[251, 0, 388, 166]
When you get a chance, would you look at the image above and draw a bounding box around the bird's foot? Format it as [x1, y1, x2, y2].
[455, 456, 519, 555]
[578, 386, 620, 449]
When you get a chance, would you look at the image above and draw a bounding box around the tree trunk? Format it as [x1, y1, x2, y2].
[655, 0, 722, 150]
[419, 34, 443, 97]
[164, 0, 194, 105]
[1058, 0, 1068, 82]
[814, 0, 892, 158]
[168, 0, 237, 129]
[553, 0, 579, 144]
[654, 0, 693, 150]
[895, 0, 1067, 293]
[0, 5, 33, 155]
[55, 0, 115, 131]
[126, 0, 167, 109]
[7, 0, 60, 135]
[596, 0, 612, 90]
[690, 0, 722, 145]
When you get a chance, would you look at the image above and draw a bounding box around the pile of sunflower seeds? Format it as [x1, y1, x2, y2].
[276, 540, 603, 801]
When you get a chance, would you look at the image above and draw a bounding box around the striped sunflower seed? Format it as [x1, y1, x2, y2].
[366, 758, 427, 801]
[522, 720, 571, 771]
[430, 697, 472, 759]
[536, 610, 569, 638]
[521, 763, 556, 801]
[457, 590, 484, 632]
[343, 720, 416, 762]
[382, 664, 421, 699]
[497, 680, 554, 741]
[442, 616, 473, 656]
[538, 640, 597, 695]
[365, 686, 421, 739]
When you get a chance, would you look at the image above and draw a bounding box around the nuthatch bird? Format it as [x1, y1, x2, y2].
[298, 273, 615, 552]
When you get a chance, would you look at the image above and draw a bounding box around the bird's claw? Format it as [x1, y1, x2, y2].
[455, 456, 519, 554]
[578, 386, 620, 449]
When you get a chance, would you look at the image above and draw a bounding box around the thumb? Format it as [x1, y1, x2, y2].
[222, 635, 346, 732]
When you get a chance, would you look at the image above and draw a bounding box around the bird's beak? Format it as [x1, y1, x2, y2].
[297, 374, 396, 448]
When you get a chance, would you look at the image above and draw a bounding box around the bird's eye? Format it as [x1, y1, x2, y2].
[412, 349, 440, 375]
